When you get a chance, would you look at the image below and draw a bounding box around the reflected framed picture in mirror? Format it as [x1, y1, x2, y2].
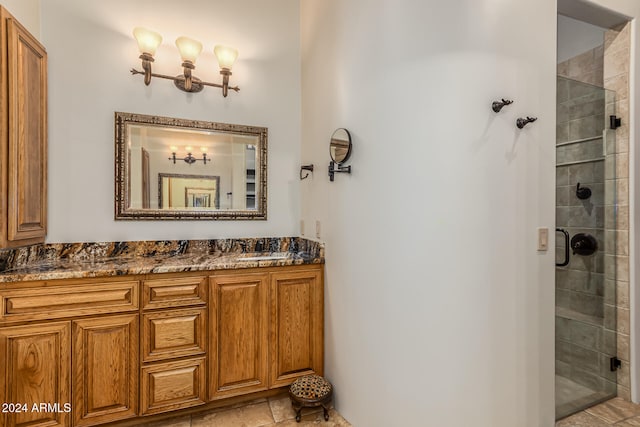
[115, 112, 267, 220]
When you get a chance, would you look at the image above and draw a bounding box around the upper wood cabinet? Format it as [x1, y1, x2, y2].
[0, 6, 47, 248]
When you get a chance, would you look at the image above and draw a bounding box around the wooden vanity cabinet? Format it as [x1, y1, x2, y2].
[0, 264, 323, 426]
[0, 277, 140, 427]
[0, 6, 47, 248]
[209, 272, 269, 400]
[0, 322, 70, 427]
[270, 268, 324, 387]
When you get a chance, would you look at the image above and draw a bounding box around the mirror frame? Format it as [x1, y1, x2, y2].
[114, 111, 268, 220]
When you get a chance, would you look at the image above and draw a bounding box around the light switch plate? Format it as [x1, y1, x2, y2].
[537, 227, 549, 251]
[315, 220, 321, 239]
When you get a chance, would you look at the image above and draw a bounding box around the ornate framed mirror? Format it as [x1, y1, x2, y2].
[115, 112, 267, 220]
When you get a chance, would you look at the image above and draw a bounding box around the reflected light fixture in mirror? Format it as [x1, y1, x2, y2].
[130, 27, 240, 97]
[168, 145, 210, 165]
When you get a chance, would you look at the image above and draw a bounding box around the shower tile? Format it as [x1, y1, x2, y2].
[570, 184, 604, 208]
[564, 270, 604, 296]
[605, 135, 628, 155]
[570, 99, 605, 121]
[556, 289, 572, 311]
[557, 166, 570, 185]
[604, 255, 629, 282]
[556, 340, 572, 364]
[569, 49, 596, 79]
[570, 321, 601, 350]
[557, 186, 570, 207]
[605, 26, 626, 52]
[617, 307, 630, 335]
[618, 385, 631, 402]
[604, 74, 628, 101]
[556, 359, 571, 378]
[569, 292, 604, 319]
[558, 78, 570, 103]
[566, 250, 604, 274]
[604, 47, 629, 80]
[556, 316, 571, 341]
[569, 162, 604, 185]
[556, 207, 570, 227]
[569, 116, 605, 141]
[557, 123, 570, 144]
[602, 329, 616, 353]
[558, 103, 570, 123]
[604, 230, 628, 256]
[558, 61, 570, 77]
[604, 304, 616, 331]
[616, 280, 630, 309]
[617, 333, 630, 361]
[603, 279, 617, 306]
[567, 206, 604, 228]
[571, 366, 606, 392]
[599, 355, 617, 381]
[604, 206, 627, 230]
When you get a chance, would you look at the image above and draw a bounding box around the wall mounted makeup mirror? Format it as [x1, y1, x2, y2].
[328, 128, 352, 181]
[115, 112, 267, 220]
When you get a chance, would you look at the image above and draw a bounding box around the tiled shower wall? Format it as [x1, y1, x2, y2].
[555, 74, 615, 397]
[603, 23, 631, 400]
[556, 22, 631, 400]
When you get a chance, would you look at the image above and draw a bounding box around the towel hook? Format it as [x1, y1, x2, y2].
[516, 116, 537, 129]
[492, 98, 514, 113]
[300, 164, 314, 180]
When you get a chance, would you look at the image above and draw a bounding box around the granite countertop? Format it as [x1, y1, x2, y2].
[0, 237, 324, 283]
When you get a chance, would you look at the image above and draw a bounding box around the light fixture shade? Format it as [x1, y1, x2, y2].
[176, 37, 203, 63]
[133, 27, 162, 55]
[214, 45, 238, 70]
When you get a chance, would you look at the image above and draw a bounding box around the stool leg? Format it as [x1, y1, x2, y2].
[323, 405, 330, 421]
[295, 408, 302, 423]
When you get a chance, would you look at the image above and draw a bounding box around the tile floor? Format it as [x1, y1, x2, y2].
[138, 395, 352, 427]
[557, 398, 640, 426]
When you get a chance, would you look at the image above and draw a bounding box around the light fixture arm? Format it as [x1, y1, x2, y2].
[139, 53, 154, 86]
[130, 68, 240, 94]
[182, 61, 195, 92]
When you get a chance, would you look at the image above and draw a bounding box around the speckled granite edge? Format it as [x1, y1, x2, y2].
[0, 237, 324, 283]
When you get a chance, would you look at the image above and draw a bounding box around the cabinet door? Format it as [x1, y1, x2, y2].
[209, 273, 268, 400]
[0, 322, 70, 427]
[270, 268, 323, 388]
[6, 13, 47, 242]
[72, 315, 138, 426]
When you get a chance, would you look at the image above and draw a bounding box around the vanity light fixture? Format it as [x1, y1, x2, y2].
[169, 146, 210, 165]
[131, 27, 240, 97]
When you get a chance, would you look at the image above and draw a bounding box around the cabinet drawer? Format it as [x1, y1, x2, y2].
[142, 308, 206, 362]
[143, 277, 206, 310]
[0, 281, 139, 322]
[141, 358, 206, 415]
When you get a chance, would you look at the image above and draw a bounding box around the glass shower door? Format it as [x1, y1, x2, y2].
[555, 76, 618, 420]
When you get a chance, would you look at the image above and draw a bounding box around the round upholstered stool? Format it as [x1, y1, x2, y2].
[289, 374, 333, 422]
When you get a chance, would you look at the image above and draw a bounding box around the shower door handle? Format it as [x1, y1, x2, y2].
[556, 228, 570, 267]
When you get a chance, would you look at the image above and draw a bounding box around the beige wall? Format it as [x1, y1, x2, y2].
[1, 0, 40, 39]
